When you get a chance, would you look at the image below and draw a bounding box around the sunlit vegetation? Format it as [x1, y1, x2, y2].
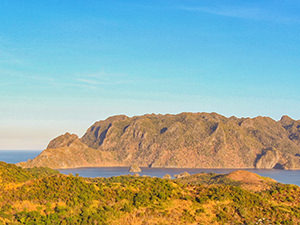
[0, 162, 299, 224]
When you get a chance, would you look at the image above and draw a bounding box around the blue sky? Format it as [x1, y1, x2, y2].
[1, 0, 300, 149]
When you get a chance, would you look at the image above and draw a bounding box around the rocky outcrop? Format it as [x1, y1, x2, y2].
[129, 165, 141, 173]
[163, 174, 172, 179]
[255, 148, 280, 169]
[46, 133, 78, 149]
[280, 115, 300, 145]
[174, 172, 190, 178]
[18, 112, 300, 169]
[17, 133, 119, 169]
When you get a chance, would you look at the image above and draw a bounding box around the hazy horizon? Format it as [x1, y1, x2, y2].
[1, 0, 300, 149]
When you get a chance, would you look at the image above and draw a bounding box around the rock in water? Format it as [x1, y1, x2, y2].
[129, 165, 141, 173]
[163, 174, 172, 179]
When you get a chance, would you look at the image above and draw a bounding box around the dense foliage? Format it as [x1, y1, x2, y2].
[0, 162, 299, 224]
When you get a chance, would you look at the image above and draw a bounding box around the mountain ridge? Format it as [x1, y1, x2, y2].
[18, 112, 300, 169]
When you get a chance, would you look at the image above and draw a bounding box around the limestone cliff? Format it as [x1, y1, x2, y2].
[18, 112, 300, 169]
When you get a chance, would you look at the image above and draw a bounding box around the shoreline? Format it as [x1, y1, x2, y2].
[57, 166, 300, 170]
[16, 163, 300, 170]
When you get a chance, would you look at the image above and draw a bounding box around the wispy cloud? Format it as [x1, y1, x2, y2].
[73, 71, 132, 89]
[180, 6, 262, 20]
[179, 5, 300, 24]
[75, 78, 103, 85]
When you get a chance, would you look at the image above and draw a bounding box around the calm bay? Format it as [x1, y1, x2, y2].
[1, 150, 300, 186]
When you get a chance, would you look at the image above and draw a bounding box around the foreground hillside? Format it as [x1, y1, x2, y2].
[1, 162, 300, 224]
[19, 112, 300, 169]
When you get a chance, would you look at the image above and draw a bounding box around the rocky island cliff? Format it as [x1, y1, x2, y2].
[18, 112, 300, 169]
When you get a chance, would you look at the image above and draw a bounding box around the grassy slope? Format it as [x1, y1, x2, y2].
[0, 162, 299, 224]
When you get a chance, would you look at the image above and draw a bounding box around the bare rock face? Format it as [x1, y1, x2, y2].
[174, 172, 190, 179]
[255, 148, 280, 169]
[280, 115, 300, 145]
[47, 133, 78, 149]
[129, 165, 141, 173]
[163, 174, 172, 179]
[17, 133, 118, 169]
[19, 112, 300, 169]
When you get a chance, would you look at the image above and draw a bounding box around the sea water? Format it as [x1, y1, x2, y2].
[59, 167, 300, 186]
[0, 150, 42, 164]
[1, 150, 300, 186]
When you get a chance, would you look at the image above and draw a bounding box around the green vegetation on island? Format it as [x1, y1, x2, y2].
[0, 161, 300, 224]
[19, 113, 300, 170]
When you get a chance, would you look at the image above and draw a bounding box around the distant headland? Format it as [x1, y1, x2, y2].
[18, 112, 300, 170]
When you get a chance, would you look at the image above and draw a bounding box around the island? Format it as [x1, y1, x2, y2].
[18, 112, 300, 169]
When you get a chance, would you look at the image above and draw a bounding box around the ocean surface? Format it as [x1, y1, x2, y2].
[0, 150, 42, 164]
[1, 150, 300, 186]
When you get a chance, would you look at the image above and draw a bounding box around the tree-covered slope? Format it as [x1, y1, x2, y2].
[1, 162, 300, 224]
